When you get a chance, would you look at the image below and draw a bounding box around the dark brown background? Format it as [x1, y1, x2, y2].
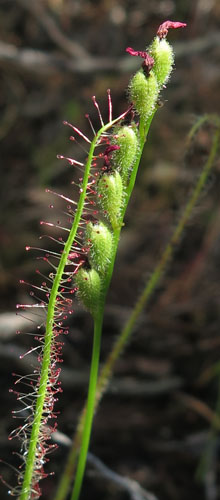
[0, 1, 220, 499]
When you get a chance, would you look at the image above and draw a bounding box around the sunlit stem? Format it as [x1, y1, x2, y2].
[19, 110, 129, 500]
[55, 125, 220, 500]
[67, 112, 156, 500]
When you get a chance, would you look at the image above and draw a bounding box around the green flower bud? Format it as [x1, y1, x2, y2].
[113, 125, 139, 182]
[86, 222, 113, 274]
[74, 267, 101, 316]
[149, 37, 174, 87]
[97, 170, 123, 229]
[129, 69, 158, 120]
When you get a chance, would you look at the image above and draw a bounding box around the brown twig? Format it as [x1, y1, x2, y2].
[52, 431, 159, 500]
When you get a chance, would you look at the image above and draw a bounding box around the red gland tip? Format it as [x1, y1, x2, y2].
[157, 20, 187, 39]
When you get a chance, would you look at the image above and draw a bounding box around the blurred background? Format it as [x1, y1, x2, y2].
[0, 1, 220, 499]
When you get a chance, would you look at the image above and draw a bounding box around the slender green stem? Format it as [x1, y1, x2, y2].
[97, 127, 220, 395]
[70, 310, 104, 500]
[69, 229, 123, 500]
[125, 112, 156, 207]
[70, 113, 156, 500]
[68, 108, 143, 500]
[54, 113, 156, 500]
[19, 113, 125, 500]
[54, 126, 220, 500]
[187, 114, 220, 143]
[19, 134, 98, 500]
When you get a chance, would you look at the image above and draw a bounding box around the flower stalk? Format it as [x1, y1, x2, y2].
[55, 118, 220, 500]
[15, 106, 132, 500]
[67, 21, 187, 500]
[8, 19, 188, 500]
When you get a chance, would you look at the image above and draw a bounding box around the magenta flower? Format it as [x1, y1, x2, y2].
[157, 20, 187, 39]
[103, 144, 120, 169]
[126, 47, 154, 75]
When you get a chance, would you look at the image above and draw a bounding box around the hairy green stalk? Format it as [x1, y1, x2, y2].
[70, 311, 104, 500]
[55, 124, 219, 500]
[19, 125, 98, 500]
[13, 20, 189, 500]
[54, 22, 190, 500]
[19, 112, 128, 500]
[69, 110, 156, 500]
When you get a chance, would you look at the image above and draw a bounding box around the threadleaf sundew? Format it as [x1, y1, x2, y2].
[7, 20, 187, 500]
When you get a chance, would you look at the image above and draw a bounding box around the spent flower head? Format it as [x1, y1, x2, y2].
[157, 20, 187, 39]
[126, 47, 154, 75]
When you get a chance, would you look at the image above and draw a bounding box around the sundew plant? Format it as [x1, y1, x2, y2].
[5, 20, 198, 500]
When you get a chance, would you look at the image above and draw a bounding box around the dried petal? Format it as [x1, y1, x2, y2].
[157, 20, 187, 39]
[126, 47, 148, 59]
[126, 47, 154, 75]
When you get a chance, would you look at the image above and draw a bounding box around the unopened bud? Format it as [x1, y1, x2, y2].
[74, 268, 101, 316]
[150, 37, 174, 87]
[113, 125, 139, 182]
[86, 222, 113, 274]
[129, 70, 158, 120]
[97, 171, 123, 229]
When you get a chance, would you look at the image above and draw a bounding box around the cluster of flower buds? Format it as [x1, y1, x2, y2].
[75, 216, 115, 314]
[75, 125, 138, 316]
[74, 124, 140, 315]
[74, 21, 186, 316]
[74, 220, 113, 316]
[74, 119, 142, 315]
[128, 20, 186, 119]
[10, 21, 188, 498]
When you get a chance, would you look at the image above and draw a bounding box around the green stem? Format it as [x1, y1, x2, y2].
[69, 107, 144, 500]
[19, 137, 97, 500]
[55, 112, 156, 500]
[97, 127, 220, 392]
[70, 113, 156, 500]
[70, 311, 104, 500]
[54, 126, 220, 500]
[69, 228, 122, 500]
[19, 113, 124, 500]
[125, 113, 156, 206]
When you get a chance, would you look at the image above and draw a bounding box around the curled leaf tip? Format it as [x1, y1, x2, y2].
[157, 20, 187, 39]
